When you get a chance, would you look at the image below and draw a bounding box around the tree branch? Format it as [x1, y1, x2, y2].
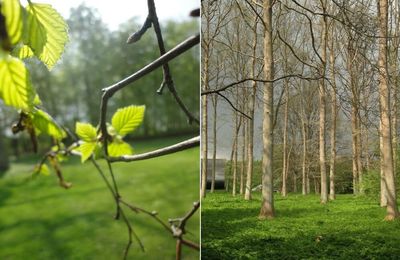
[201, 74, 324, 95]
[99, 34, 200, 155]
[108, 136, 199, 162]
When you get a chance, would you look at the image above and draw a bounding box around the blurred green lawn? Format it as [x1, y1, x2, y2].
[0, 136, 199, 260]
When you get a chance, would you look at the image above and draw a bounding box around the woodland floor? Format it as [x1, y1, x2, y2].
[0, 136, 199, 260]
[202, 192, 400, 259]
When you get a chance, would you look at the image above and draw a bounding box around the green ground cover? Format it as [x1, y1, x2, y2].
[0, 136, 199, 260]
[202, 192, 400, 259]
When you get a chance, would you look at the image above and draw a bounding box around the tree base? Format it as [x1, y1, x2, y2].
[258, 214, 274, 220]
[384, 214, 399, 221]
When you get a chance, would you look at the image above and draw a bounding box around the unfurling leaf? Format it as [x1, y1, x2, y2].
[78, 142, 96, 162]
[12, 44, 34, 59]
[0, 56, 35, 110]
[1, 0, 23, 45]
[26, 3, 68, 69]
[108, 140, 133, 157]
[31, 108, 66, 140]
[111, 105, 145, 136]
[76, 122, 97, 142]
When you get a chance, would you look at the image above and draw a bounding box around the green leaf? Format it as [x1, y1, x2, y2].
[93, 142, 103, 160]
[26, 3, 68, 69]
[31, 108, 66, 140]
[33, 163, 50, 176]
[108, 140, 133, 157]
[0, 56, 35, 110]
[75, 122, 97, 142]
[1, 0, 23, 45]
[79, 141, 96, 162]
[12, 44, 34, 59]
[111, 105, 145, 136]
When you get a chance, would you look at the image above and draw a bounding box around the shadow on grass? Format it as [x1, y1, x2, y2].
[202, 194, 400, 260]
[0, 208, 171, 259]
[202, 225, 400, 259]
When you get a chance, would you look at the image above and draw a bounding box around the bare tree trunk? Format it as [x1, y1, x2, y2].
[378, 0, 399, 220]
[201, 94, 208, 198]
[245, 15, 259, 200]
[357, 118, 363, 194]
[232, 138, 238, 196]
[306, 165, 311, 194]
[227, 129, 236, 192]
[211, 95, 218, 193]
[319, 0, 328, 204]
[232, 96, 239, 196]
[365, 123, 370, 172]
[380, 121, 388, 207]
[302, 120, 308, 195]
[351, 108, 359, 194]
[240, 119, 246, 195]
[329, 33, 337, 200]
[282, 84, 289, 197]
[259, 0, 275, 219]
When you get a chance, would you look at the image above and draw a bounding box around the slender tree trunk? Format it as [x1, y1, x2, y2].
[319, 0, 328, 204]
[380, 121, 388, 207]
[306, 165, 310, 194]
[351, 107, 359, 194]
[232, 97, 240, 196]
[201, 94, 208, 198]
[357, 118, 363, 194]
[378, 0, 399, 220]
[245, 16, 259, 200]
[329, 35, 337, 200]
[302, 120, 308, 195]
[282, 85, 289, 197]
[232, 137, 238, 196]
[259, 0, 275, 219]
[365, 126, 370, 172]
[240, 119, 246, 195]
[211, 95, 218, 193]
[227, 130, 236, 192]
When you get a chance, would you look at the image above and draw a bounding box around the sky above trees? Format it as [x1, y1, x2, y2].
[35, 0, 198, 30]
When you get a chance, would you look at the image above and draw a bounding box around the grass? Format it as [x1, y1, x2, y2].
[202, 192, 400, 260]
[0, 136, 199, 260]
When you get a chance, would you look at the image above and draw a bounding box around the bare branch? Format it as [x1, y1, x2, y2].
[109, 136, 199, 162]
[202, 74, 324, 95]
[99, 34, 200, 156]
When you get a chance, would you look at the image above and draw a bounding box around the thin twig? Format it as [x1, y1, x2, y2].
[99, 34, 200, 156]
[119, 199, 172, 233]
[108, 136, 199, 162]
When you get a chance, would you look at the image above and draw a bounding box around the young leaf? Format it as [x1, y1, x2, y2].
[26, 3, 68, 69]
[1, 0, 23, 45]
[108, 140, 133, 157]
[79, 141, 96, 162]
[0, 56, 35, 110]
[111, 105, 145, 136]
[76, 122, 97, 142]
[31, 108, 66, 140]
[12, 44, 34, 59]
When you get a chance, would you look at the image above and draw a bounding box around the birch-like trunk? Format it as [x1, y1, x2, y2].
[378, 0, 399, 220]
[211, 95, 218, 193]
[259, 0, 275, 219]
[319, 4, 328, 204]
[245, 16, 259, 200]
[329, 34, 337, 200]
[201, 93, 208, 198]
[281, 85, 289, 197]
